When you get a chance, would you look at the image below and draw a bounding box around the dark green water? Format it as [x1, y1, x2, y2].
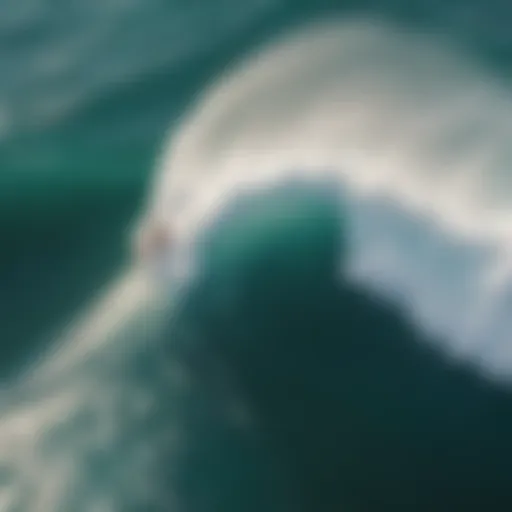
[161, 183, 512, 511]
[2, 1, 512, 511]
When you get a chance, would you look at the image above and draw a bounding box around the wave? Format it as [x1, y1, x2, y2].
[3, 15, 512, 511]
[142, 16, 512, 380]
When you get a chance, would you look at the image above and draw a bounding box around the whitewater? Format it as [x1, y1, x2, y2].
[2, 15, 512, 511]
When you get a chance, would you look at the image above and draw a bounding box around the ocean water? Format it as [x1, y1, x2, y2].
[3, 1, 512, 511]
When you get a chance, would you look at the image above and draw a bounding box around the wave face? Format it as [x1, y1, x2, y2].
[4, 15, 512, 512]
[143, 17, 512, 381]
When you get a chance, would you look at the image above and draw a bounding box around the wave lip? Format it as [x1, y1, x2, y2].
[141, 17, 512, 381]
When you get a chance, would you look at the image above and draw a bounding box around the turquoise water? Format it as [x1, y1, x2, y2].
[2, 1, 512, 511]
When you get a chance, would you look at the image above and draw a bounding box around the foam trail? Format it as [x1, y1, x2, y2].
[21, 266, 164, 387]
[0, 265, 174, 511]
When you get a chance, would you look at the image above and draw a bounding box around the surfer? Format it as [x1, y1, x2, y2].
[133, 218, 174, 266]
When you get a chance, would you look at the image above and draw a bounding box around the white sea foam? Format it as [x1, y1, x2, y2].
[142, 16, 512, 380]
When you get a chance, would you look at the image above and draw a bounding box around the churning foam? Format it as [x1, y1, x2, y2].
[142, 16, 512, 381]
[3, 15, 512, 512]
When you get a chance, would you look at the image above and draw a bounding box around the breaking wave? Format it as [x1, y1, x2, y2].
[146, 16, 512, 379]
[3, 15, 512, 511]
